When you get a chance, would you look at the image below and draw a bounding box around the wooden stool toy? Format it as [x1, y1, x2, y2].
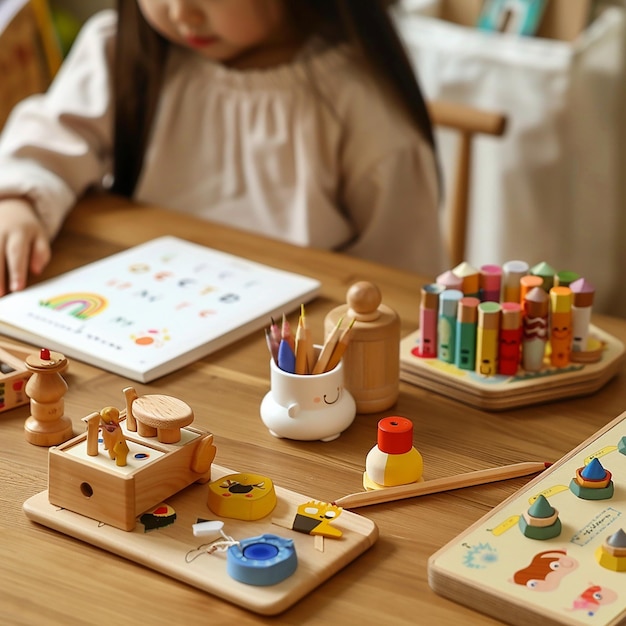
[324, 281, 400, 413]
[48, 387, 217, 530]
[569, 457, 614, 500]
[24, 348, 73, 446]
[518, 494, 561, 540]
[123, 387, 194, 443]
[595, 528, 626, 572]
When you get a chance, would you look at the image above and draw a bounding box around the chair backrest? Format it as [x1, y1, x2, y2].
[428, 99, 507, 267]
[0, 0, 61, 129]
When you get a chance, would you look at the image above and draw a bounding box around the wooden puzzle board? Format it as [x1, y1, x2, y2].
[428, 410, 626, 626]
[400, 324, 625, 410]
[23, 464, 378, 616]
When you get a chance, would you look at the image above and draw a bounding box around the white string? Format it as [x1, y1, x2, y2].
[185, 530, 238, 563]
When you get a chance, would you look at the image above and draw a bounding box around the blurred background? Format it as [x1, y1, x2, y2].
[11, 0, 626, 317]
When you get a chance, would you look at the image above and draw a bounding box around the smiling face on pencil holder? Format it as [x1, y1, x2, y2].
[260, 346, 356, 442]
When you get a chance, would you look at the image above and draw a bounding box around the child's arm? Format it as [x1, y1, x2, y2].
[0, 198, 50, 295]
[0, 10, 117, 291]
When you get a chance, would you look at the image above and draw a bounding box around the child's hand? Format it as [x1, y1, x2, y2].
[0, 198, 50, 295]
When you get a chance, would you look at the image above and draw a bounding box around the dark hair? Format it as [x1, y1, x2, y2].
[112, 0, 435, 197]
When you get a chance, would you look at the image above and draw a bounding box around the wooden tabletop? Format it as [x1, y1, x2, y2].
[2, 194, 626, 625]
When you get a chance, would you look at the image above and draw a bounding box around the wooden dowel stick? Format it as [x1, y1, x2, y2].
[333, 461, 551, 509]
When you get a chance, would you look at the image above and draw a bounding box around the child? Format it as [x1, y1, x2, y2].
[0, 0, 446, 295]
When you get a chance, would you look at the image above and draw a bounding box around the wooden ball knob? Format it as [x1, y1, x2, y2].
[347, 281, 382, 321]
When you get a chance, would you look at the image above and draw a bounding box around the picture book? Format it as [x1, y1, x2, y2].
[0, 237, 320, 382]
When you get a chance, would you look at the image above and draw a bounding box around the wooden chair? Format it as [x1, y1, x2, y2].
[428, 100, 507, 267]
[0, 0, 62, 129]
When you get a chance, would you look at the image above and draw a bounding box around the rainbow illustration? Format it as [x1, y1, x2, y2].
[40, 293, 108, 320]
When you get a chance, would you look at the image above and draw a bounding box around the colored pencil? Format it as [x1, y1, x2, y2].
[294, 305, 309, 374]
[265, 327, 278, 364]
[277, 339, 296, 373]
[324, 318, 355, 372]
[312, 316, 344, 374]
[269, 317, 282, 351]
[281, 313, 295, 351]
[333, 461, 552, 509]
[301, 304, 315, 373]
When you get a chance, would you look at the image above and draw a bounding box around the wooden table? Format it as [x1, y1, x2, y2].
[2, 194, 626, 625]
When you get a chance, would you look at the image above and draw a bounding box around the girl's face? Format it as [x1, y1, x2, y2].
[136, 0, 301, 68]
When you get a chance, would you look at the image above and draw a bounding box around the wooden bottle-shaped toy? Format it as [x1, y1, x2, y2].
[324, 281, 400, 413]
[24, 348, 73, 446]
[363, 416, 423, 490]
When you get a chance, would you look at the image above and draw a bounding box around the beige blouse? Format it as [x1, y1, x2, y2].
[0, 10, 446, 276]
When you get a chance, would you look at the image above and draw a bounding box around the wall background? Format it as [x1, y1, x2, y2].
[50, 0, 113, 23]
[49, 0, 626, 317]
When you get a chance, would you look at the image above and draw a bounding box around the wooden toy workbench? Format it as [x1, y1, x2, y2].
[428, 409, 626, 626]
[23, 402, 378, 616]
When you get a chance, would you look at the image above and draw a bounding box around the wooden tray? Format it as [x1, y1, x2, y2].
[23, 464, 378, 616]
[428, 409, 626, 625]
[400, 324, 625, 410]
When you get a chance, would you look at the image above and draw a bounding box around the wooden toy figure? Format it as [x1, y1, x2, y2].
[363, 416, 423, 490]
[100, 406, 128, 466]
[24, 348, 73, 446]
[324, 281, 400, 413]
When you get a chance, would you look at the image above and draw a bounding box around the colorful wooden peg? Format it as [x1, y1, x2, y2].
[569, 458, 614, 500]
[363, 416, 423, 490]
[595, 528, 626, 571]
[518, 494, 561, 540]
[549, 286, 573, 367]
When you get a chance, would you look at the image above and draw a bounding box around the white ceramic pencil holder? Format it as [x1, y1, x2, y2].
[260, 347, 356, 442]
